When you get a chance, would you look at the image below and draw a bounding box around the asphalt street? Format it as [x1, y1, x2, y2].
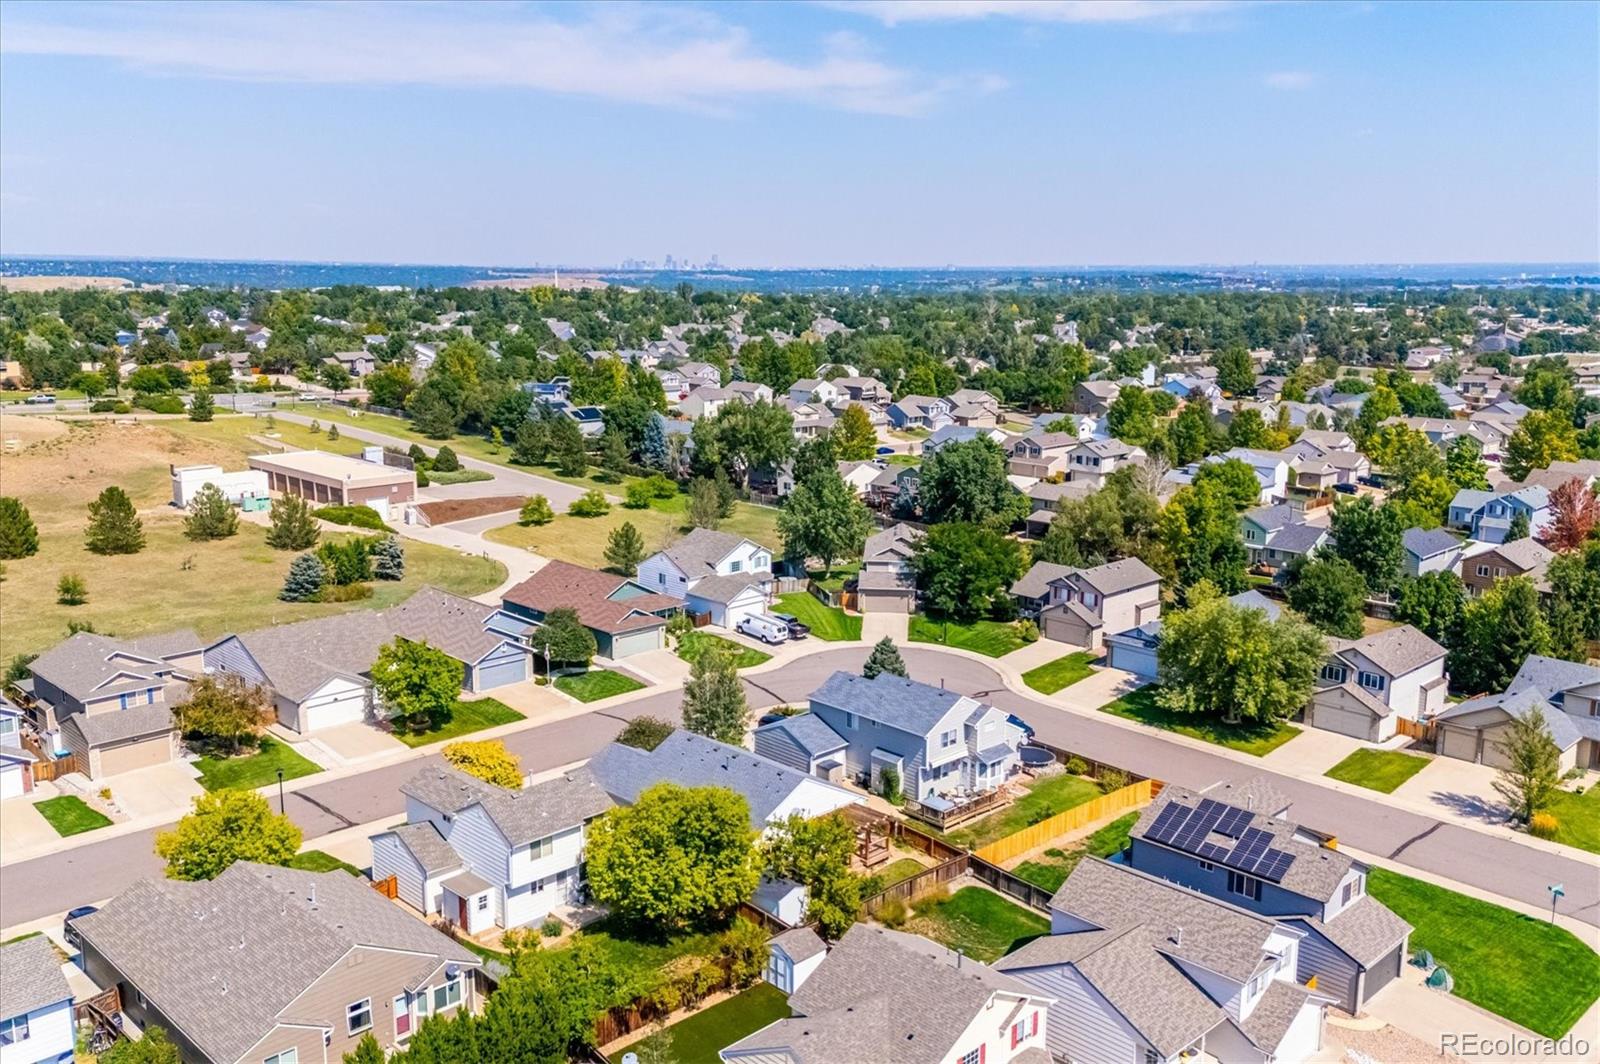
[3, 647, 1595, 930]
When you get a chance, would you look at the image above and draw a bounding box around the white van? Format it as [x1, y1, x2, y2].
[736, 614, 791, 645]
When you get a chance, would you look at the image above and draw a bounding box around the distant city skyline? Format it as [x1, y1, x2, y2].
[2, 1, 1596, 267]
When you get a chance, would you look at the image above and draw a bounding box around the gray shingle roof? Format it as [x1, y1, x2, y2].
[60, 703, 174, 747]
[400, 763, 614, 846]
[0, 935, 71, 1019]
[660, 528, 766, 579]
[1238, 979, 1322, 1052]
[1329, 625, 1446, 678]
[687, 571, 768, 604]
[862, 522, 921, 564]
[1228, 590, 1283, 620]
[755, 713, 847, 757]
[1011, 560, 1076, 600]
[222, 612, 392, 702]
[1509, 654, 1600, 699]
[1492, 538, 1555, 573]
[72, 862, 476, 1063]
[383, 822, 462, 877]
[1266, 522, 1329, 556]
[1290, 894, 1412, 968]
[1402, 527, 1462, 559]
[29, 631, 193, 705]
[1076, 556, 1162, 596]
[770, 925, 827, 963]
[809, 670, 979, 738]
[1243, 503, 1299, 532]
[587, 730, 856, 828]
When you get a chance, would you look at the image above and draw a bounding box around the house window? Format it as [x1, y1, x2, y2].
[958, 1051, 981, 1064]
[528, 836, 553, 859]
[658, 573, 666, 586]
[1320, 664, 1347, 684]
[433, 978, 463, 1013]
[1198, 859, 1214, 871]
[263, 1051, 297, 1064]
[0, 1016, 29, 1045]
[1227, 871, 1262, 901]
[730, 560, 742, 573]
[476, 893, 489, 912]
[1145, 1051, 1161, 1064]
[940, 729, 957, 749]
[395, 995, 413, 1039]
[346, 998, 373, 1035]
[1358, 672, 1386, 693]
[844, 712, 857, 729]
[1476, 564, 1490, 577]
[1495, 567, 1506, 578]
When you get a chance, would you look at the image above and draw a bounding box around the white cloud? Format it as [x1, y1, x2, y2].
[1263, 70, 1316, 90]
[828, 1, 1240, 27]
[0, 1, 974, 116]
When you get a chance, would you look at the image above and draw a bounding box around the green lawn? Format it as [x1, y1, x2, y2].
[34, 795, 112, 837]
[905, 887, 1049, 963]
[485, 493, 781, 572]
[1323, 748, 1432, 794]
[879, 857, 927, 887]
[1544, 786, 1600, 855]
[391, 698, 524, 747]
[554, 669, 646, 703]
[1100, 687, 1301, 757]
[944, 773, 1105, 850]
[627, 983, 790, 1063]
[909, 614, 1026, 658]
[288, 850, 363, 876]
[192, 736, 322, 791]
[564, 913, 728, 971]
[1013, 812, 1139, 892]
[808, 561, 861, 593]
[774, 592, 862, 641]
[1021, 652, 1097, 695]
[676, 631, 771, 669]
[1367, 867, 1600, 1038]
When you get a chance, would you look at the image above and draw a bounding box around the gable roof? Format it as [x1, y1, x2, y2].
[0, 935, 72, 1019]
[502, 560, 678, 635]
[1488, 537, 1556, 573]
[754, 712, 848, 758]
[658, 528, 767, 579]
[400, 763, 614, 846]
[1011, 560, 1076, 600]
[809, 670, 980, 738]
[862, 522, 922, 564]
[72, 862, 477, 1063]
[1327, 625, 1445, 677]
[222, 612, 393, 703]
[60, 703, 174, 748]
[30, 630, 200, 704]
[1402, 527, 1462, 559]
[1242, 503, 1299, 532]
[386, 587, 508, 665]
[380, 821, 462, 877]
[1074, 557, 1162, 597]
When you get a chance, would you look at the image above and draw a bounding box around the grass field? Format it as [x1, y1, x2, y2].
[486, 493, 781, 571]
[1100, 687, 1300, 757]
[944, 773, 1104, 850]
[908, 614, 1026, 658]
[1544, 786, 1600, 855]
[192, 736, 322, 791]
[773, 593, 862, 641]
[905, 887, 1048, 963]
[0, 419, 505, 659]
[1013, 811, 1139, 892]
[34, 795, 113, 837]
[875, 857, 928, 889]
[626, 984, 790, 1064]
[288, 850, 364, 876]
[1323, 748, 1431, 794]
[808, 561, 860, 593]
[1367, 867, 1600, 1038]
[676, 631, 771, 669]
[554, 669, 645, 702]
[391, 698, 523, 747]
[1021, 652, 1097, 695]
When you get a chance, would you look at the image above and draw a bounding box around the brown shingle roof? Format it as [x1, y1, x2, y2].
[502, 561, 678, 635]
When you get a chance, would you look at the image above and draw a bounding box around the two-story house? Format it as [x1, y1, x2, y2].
[787, 671, 1028, 800]
[1065, 438, 1146, 489]
[499, 560, 681, 659]
[23, 629, 203, 780]
[945, 388, 1001, 427]
[1023, 481, 1095, 538]
[676, 361, 722, 387]
[1456, 537, 1555, 598]
[924, 424, 1009, 456]
[1009, 431, 1079, 480]
[1447, 485, 1551, 543]
[855, 522, 922, 614]
[887, 394, 952, 431]
[1032, 557, 1163, 651]
[0, 696, 38, 800]
[636, 528, 774, 629]
[723, 924, 1054, 1064]
[1075, 379, 1121, 416]
[1239, 503, 1331, 576]
[1436, 656, 1600, 771]
[831, 375, 891, 404]
[995, 857, 1332, 1063]
[1122, 780, 1411, 1017]
[373, 763, 615, 933]
[865, 463, 920, 512]
[72, 863, 481, 1063]
[787, 377, 839, 405]
[1211, 448, 1292, 505]
[1, 936, 74, 1064]
[1305, 625, 1448, 741]
[1401, 527, 1466, 578]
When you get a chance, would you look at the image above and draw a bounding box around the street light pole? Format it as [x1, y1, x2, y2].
[276, 768, 286, 815]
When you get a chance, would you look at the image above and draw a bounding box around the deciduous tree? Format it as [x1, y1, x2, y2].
[1546, 477, 1600, 552]
[1285, 555, 1367, 638]
[1158, 483, 1247, 595]
[1503, 409, 1579, 481]
[762, 812, 860, 940]
[173, 674, 273, 756]
[534, 607, 597, 669]
[1447, 576, 1550, 694]
[834, 403, 877, 460]
[372, 638, 461, 732]
[909, 521, 1026, 622]
[1491, 708, 1561, 824]
[1328, 496, 1403, 594]
[777, 467, 871, 575]
[682, 644, 748, 744]
[519, 495, 554, 526]
[443, 739, 522, 789]
[156, 789, 302, 881]
[915, 437, 1023, 527]
[1393, 571, 1465, 645]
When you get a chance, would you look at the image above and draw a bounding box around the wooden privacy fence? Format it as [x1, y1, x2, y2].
[371, 874, 398, 899]
[860, 855, 969, 915]
[1395, 717, 1436, 745]
[973, 779, 1154, 865]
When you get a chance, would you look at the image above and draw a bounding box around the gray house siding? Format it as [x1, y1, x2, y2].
[78, 940, 211, 1064]
[440, 804, 511, 888]
[1008, 963, 1149, 1064]
[1288, 921, 1361, 1012]
[373, 833, 427, 913]
[204, 636, 270, 686]
[470, 641, 528, 691]
[29, 675, 79, 715]
[808, 703, 927, 792]
[753, 729, 812, 774]
[1128, 839, 1318, 918]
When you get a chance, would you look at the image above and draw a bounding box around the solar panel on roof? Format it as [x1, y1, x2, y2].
[1194, 798, 1222, 817]
[1145, 802, 1187, 845]
[1214, 806, 1254, 839]
[1198, 842, 1231, 862]
[1226, 827, 1273, 872]
[1256, 850, 1296, 883]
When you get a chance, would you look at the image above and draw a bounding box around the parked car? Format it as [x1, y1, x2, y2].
[875, 445, 895, 455]
[25, 393, 55, 404]
[64, 905, 99, 950]
[1333, 482, 1359, 495]
[736, 614, 791, 645]
[769, 611, 810, 639]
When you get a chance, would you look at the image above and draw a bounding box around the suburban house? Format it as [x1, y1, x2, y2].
[499, 560, 681, 659]
[865, 464, 920, 511]
[1, 935, 74, 1064]
[1023, 480, 1094, 538]
[1010, 561, 1075, 619]
[924, 424, 1009, 455]
[1447, 485, 1551, 544]
[325, 350, 375, 377]
[23, 629, 203, 779]
[1033, 557, 1163, 651]
[637, 528, 775, 629]
[887, 394, 953, 431]
[783, 399, 837, 439]
[1240, 503, 1331, 575]
[1435, 656, 1600, 771]
[1066, 438, 1145, 489]
[680, 385, 742, 420]
[206, 587, 531, 734]
[1456, 368, 1509, 408]
[789, 671, 1028, 802]
[248, 449, 416, 521]
[1457, 537, 1555, 598]
[71, 863, 481, 1063]
[1103, 590, 1280, 682]
[946, 388, 1001, 427]
[1305, 626, 1448, 742]
[1213, 448, 1292, 506]
[831, 375, 891, 404]
[1075, 379, 1121, 416]
[1289, 449, 1370, 494]
[1401, 527, 1466, 578]
[834, 459, 885, 497]
[0, 697, 37, 799]
[1008, 431, 1079, 480]
[995, 858, 1331, 1064]
[788, 377, 839, 405]
[373, 763, 615, 934]
[1124, 781, 1411, 1015]
[722, 924, 1054, 1064]
[855, 522, 922, 614]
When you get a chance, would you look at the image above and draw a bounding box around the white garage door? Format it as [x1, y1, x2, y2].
[1438, 726, 1480, 763]
[1108, 643, 1159, 679]
[0, 762, 25, 799]
[300, 689, 368, 731]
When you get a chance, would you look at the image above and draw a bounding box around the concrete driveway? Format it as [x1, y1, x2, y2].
[301, 722, 407, 767]
[1393, 754, 1509, 827]
[1047, 665, 1143, 713]
[106, 762, 204, 821]
[0, 798, 59, 852]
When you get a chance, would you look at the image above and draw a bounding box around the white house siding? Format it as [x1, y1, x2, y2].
[1278, 999, 1326, 1061]
[766, 779, 861, 825]
[1201, 1019, 1269, 1063]
[689, 584, 768, 630]
[1289, 922, 1361, 1012]
[1169, 958, 1243, 1020]
[1008, 964, 1137, 1064]
[0, 997, 74, 1064]
[373, 834, 429, 913]
[442, 805, 513, 889]
[508, 825, 585, 888]
[288, 677, 370, 733]
[637, 555, 690, 598]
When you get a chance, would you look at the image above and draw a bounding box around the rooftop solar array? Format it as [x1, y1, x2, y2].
[1142, 796, 1300, 884]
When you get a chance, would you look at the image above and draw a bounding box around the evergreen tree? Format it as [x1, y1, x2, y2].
[550, 415, 588, 477]
[682, 644, 748, 744]
[1505, 509, 1530, 542]
[688, 477, 722, 529]
[604, 521, 645, 575]
[432, 445, 461, 472]
[187, 386, 214, 422]
[600, 429, 629, 482]
[371, 535, 406, 580]
[862, 637, 908, 679]
[640, 414, 669, 471]
[265, 494, 320, 551]
[0, 497, 40, 559]
[84, 485, 145, 555]
[328, 424, 340, 441]
[280, 552, 327, 602]
[343, 1033, 386, 1064]
[183, 483, 239, 541]
[1447, 576, 1550, 694]
[513, 418, 550, 465]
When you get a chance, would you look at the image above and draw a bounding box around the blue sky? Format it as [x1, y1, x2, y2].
[2, 1, 1596, 268]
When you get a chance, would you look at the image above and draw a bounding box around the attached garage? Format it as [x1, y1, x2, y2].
[856, 569, 915, 614]
[288, 678, 370, 733]
[467, 642, 529, 692]
[1437, 723, 1482, 763]
[1306, 686, 1385, 742]
[1435, 693, 1585, 773]
[1039, 600, 1103, 650]
[609, 626, 664, 659]
[61, 705, 176, 780]
[1362, 942, 1404, 1000]
[0, 751, 35, 799]
[688, 581, 769, 631]
[1105, 624, 1161, 680]
[96, 734, 175, 776]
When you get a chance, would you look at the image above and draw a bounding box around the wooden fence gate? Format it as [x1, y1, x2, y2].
[371, 874, 398, 899]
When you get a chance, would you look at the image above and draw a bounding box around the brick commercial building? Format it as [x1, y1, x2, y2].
[249, 449, 416, 519]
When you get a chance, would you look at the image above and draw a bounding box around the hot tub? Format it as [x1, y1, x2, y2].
[1017, 745, 1055, 768]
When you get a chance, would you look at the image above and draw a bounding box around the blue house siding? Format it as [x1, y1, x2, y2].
[471, 642, 528, 691]
[1128, 838, 1319, 919]
[753, 728, 812, 773]
[807, 703, 928, 793]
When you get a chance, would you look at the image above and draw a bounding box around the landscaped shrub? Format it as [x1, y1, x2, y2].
[56, 572, 88, 606]
[313, 505, 389, 531]
[1014, 619, 1040, 643]
[432, 445, 461, 472]
[876, 897, 908, 928]
[1098, 767, 1129, 794]
[280, 553, 326, 602]
[424, 468, 493, 485]
[568, 489, 610, 517]
[645, 472, 678, 499]
[541, 918, 563, 938]
[414, 468, 429, 487]
[877, 765, 901, 803]
[624, 482, 652, 509]
[89, 399, 118, 413]
[1528, 812, 1559, 839]
[317, 538, 373, 585]
[319, 582, 373, 602]
[1064, 756, 1089, 776]
[133, 394, 184, 414]
[370, 536, 405, 580]
[519, 495, 554, 526]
